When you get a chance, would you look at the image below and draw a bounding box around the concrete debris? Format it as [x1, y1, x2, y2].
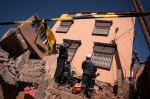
[19, 59, 46, 84]
[0, 13, 139, 99]
[0, 28, 28, 58]
[0, 58, 8, 63]
[0, 14, 49, 99]
[0, 47, 9, 59]
[0, 63, 18, 85]
[2, 69, 18, 85]
[34, 73, 116, 99]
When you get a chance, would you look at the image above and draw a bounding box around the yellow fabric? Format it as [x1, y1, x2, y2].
[45, 24, 56, 52]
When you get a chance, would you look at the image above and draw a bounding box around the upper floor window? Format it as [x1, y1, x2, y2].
[91, 42, 116, 70]
[56, 20, 74, 33]
[63, 39, 81, 61]
[56, 14, 76, 33]
[92, 20, 112, 36]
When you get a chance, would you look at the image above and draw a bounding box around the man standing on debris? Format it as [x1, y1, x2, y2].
[54, 41, 71, 84]
[79, 54, 97, 98]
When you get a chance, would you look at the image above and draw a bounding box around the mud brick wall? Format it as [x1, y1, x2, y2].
[19, 59, 46, 84]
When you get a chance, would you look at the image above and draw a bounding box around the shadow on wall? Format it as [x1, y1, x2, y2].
[114, 47, 125, 80]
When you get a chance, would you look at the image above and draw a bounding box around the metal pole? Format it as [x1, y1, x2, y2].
[133, 50, 142, 64]
[136, 0, 150, 36]
[132, 0, 150, 50]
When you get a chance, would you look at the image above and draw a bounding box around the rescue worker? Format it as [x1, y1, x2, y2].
[79, 54, 97, 98]
[60, 59, 72, 86]
[54, 41, 71, 84]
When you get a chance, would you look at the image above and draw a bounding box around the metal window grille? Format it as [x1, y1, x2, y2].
[91, 52, 113, 70]
[91, 42, 116, 70]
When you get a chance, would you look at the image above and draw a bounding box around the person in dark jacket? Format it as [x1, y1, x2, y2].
[54, 41, 71, 84]
[79, 54, 97, 98]
[60, 59, 72, 86]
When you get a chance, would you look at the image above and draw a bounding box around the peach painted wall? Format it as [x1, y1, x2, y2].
[51, 13, 135, 85]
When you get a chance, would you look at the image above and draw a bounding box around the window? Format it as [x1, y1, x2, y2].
[92, 20, 112, 36]
[63, 39, 81, 60]
[91, 42, 117, 70]
[56, 14, 75, 33]
[56, 20, 74, 33]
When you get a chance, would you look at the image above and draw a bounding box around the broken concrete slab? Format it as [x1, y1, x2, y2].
[0, 28, 28, 58]
[0, 63, 18, 85]
[19, 14, 48, 59]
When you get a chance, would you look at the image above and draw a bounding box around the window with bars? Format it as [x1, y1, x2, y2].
[91, 42, 117, 70]
[92, 20, 112, 36]
[56, 14, 75, 33]
[63, 39, 81, 61]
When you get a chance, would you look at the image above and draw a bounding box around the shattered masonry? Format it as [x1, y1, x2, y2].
[0, 12, 150, 99]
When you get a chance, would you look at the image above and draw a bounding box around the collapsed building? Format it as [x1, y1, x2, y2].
[0, 12, 150, 99]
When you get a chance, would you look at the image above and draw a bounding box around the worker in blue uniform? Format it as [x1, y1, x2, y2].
[79, 54, 97, 98]
[54, 41, 71, 84]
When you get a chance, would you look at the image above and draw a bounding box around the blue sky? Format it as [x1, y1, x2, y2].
[0, 0, 149, 65]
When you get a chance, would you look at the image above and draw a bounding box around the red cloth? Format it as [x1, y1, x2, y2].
[24, 86, 37, 98]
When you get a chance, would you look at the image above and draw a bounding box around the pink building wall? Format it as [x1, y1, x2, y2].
[51, 12, 135, 85]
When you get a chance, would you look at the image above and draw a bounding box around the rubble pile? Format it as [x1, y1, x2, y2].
[34, 73, 116, 99]
[0, 15, 47, 98]
[0, 14, 120, 99]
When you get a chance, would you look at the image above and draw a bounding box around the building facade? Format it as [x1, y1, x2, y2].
[51, 12, 135, 85]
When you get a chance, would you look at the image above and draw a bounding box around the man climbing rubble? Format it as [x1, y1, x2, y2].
[79, 54, 97, 99]
[54, 41, 71, 84]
